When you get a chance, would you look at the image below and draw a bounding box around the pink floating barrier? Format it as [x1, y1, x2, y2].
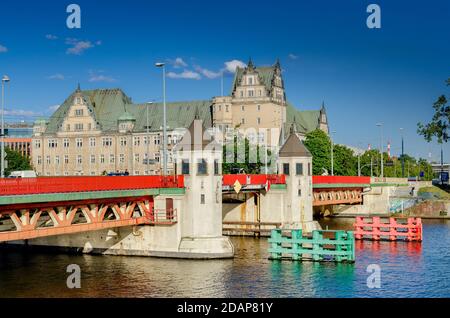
[353, 216, 422, 242]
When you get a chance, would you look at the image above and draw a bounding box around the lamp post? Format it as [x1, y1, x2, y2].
[330, 130, 336, 176]
[400, 127, 405, 178]
[1, 75, 10, 178]
[146, 101, 153, 175]
[155, 62, 167, 176]
[376, 123, 384, 178]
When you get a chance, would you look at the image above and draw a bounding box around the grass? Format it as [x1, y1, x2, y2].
[418, 186, 450, 200]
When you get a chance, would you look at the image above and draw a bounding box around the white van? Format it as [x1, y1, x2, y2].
[8, 170, 37, 178]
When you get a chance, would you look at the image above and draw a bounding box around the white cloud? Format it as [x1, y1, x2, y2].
[88, 70, 116, 83]
[168, 57, 188, 69]
[66, 38, 101, 55]
[288, 53, 299, 60]
[46, 34, 58, 40]
[0, 44, 8, 53]
[166, 70, 201, 80]
[224, 60, 246, 73]
[194, 66, 222, 79]
[4, 109, 42, 117]
[47, 105, 61, 112]
[47, 74, 65, 80]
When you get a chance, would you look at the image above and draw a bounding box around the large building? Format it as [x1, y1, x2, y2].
[32, 60, 329, 176]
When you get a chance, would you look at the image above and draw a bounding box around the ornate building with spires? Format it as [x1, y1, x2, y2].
[31, 60, 329, 176]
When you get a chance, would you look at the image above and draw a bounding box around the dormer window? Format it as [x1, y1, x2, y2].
[75, 109, 84, 117]
[76, 97, 82, 105]
[248, 76, 253, 85]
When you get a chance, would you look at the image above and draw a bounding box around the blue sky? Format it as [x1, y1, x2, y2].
[0, 0, 449, 162]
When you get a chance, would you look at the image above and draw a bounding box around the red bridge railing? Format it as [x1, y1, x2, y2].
[312, 176, 371, 185]
[222, 174, 286, 186]
[0, 176, 184, 197]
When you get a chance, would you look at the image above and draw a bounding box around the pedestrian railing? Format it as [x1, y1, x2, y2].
[353, 216, 422, 242]
[268, 229, 355, 263]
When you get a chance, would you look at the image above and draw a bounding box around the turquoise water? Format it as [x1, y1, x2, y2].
[0, 219, 449, 297]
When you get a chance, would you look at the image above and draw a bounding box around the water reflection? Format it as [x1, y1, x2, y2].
[0, 220, 449, 298]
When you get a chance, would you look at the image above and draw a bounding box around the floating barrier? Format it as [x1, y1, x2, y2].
[268, 229, 355, 263]
[353, 217, 422, 242]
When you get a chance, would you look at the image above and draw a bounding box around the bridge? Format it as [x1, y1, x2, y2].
[0, 174, 370, 243]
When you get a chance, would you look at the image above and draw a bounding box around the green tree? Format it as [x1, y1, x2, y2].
[0, 147, 32, 176]
[222, 136, 271, 174]
[304, 129, 331, 175]
[418, 78, 450, 143]
[333, 144, 357, 176]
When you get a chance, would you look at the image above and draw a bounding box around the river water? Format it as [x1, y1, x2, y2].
[0, 219, 449, 298]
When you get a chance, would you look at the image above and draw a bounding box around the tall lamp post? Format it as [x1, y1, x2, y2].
[400, 127, 405, 178]
[146, 101, 153, 175]
[330, 130, 336, 176]
[1, 75, 10, 178]
[155, 62, 167, 176]
[376, 123, 384, 178]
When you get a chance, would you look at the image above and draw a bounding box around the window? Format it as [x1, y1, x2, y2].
[89, 138, 96, 147]
[63, 139, 69, 148]
[102, 137, 112, 147]
[119, 154, 125, 163]
[197, 159, 207, 175]
[100, 154, 105, 164]
[200, 194, 205, 205]
[77, 155, 82, 165]
[76, 138, 83, 148]
[46, 156, 51, 164]
[134, 137, 141, 146]
[135, 171, 140, 175]
[66, 124, 70, 131]
[34, 140, 41, 148]
[214, 159, 220, 175]
[110, 154, 115, 164]
[182, 160, 190, 175]
[91, 172, 96, 176]
[37, 156, 42, 165]
[143, 136, 149, 145]
[298, 189, 302, 197]
[154, 136, 161, 145]
[88, 123, 92, 131]
[219, 105, 222, 111]
[134, 154, 140, 163]
[283, 163, 290, 175]
[241, 118, 245, 124]
[241, 105, 245, 112]
[257, 105, 261, 111]
[240, 91, 243, 97]
[64, 172, 69, 176]
[257, 118, 261, 125]
[48, 139, 57, 148]
[75, 109, 84, 117]
[259, 90, 262, 96]
[296, 163, 303, 176]
[75, 123, 83, 131]
[248, 77, 253, 85]
[64, 155, 69, 164]
[76, 97, 82, 104]
[155, 153, 160, 162]
[120, 137, 127, 147]
[55, 156, 60, 165]
[226, 105, 229, 112]
[90, 155, 95, 164]
[248, 90, 254, 97]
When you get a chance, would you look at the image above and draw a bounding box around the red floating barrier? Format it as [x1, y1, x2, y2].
[353, 216, 422, 242]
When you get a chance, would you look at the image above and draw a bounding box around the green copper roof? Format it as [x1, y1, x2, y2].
[232, 65, 278, 94]
[43, 88, 213, 135]
[285, 102, 321, 135]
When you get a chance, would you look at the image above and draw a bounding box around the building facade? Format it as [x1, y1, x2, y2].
[32, 60, 329, 176]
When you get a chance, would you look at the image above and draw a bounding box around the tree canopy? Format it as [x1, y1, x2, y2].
[0, 148, 32, 176]
[418, 78, 450, 143]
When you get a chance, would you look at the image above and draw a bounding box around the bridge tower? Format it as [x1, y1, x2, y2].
[278, 124, 319, 232]
[174, 114, 234, 258]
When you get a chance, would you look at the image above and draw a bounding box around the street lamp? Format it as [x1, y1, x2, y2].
[330, 130, 336, 176]
[155, 62, 167, 176]
[1, 75, 10, 178]
[146, 101, 153, 175]
[400, 127, 405, 178]
[376, 123, 384, 178]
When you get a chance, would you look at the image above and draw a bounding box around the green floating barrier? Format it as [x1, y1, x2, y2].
[268, 229, 355, 263]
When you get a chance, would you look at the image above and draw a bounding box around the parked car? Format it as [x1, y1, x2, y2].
[8, 170, 37, 178]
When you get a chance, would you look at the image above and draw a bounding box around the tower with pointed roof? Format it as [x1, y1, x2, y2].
[173, 116, 233, 257]
[277, 122, 317, 231]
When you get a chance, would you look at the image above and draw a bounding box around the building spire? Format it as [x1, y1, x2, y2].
[290, 116, 297, 134]
[76, 83, 81, 93]
[247, 57, 255, 71]
[275, 58, 281, 69]
[194, 105, 200, 120]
